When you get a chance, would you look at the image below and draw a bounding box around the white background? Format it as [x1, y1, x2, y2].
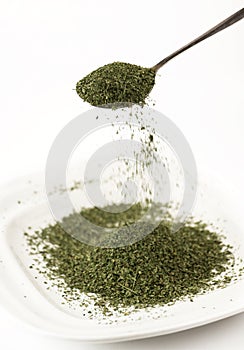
[0, 0, 244, 349]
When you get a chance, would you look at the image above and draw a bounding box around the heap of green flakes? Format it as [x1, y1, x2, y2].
[25, 204, 240, 315]
[76, 62, 156, 106]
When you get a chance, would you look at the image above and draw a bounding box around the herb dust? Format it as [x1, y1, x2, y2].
[24, 106, 243, 318]
[25, 204, 241, 317]
[76, 62, 156, 106]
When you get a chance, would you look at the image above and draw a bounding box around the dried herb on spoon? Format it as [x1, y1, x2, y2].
[76, 9, 244, 106]
[76, 62, 156, 107]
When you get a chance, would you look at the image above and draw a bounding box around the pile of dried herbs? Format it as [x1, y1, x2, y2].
[25, 204, 239, 315]
[76, 62, 156, 106]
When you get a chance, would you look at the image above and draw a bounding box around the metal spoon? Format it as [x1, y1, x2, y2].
[76, 8, 244, 106]
[151, 8, 244, 72]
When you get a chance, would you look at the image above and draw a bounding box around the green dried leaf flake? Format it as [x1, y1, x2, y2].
[76, 62, 156, 106]
[25, 204, 240, 315]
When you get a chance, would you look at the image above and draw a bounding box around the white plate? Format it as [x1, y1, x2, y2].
[0, 172, 244, 343]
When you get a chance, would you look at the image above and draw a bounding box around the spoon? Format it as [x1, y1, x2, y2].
[76, 8, 244, 106]
[151, 8, 244, 72]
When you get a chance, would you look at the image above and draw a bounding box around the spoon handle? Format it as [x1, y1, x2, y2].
[152, 8, 244, 71]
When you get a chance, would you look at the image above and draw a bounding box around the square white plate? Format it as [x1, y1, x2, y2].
[0, 171, 243, 343]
